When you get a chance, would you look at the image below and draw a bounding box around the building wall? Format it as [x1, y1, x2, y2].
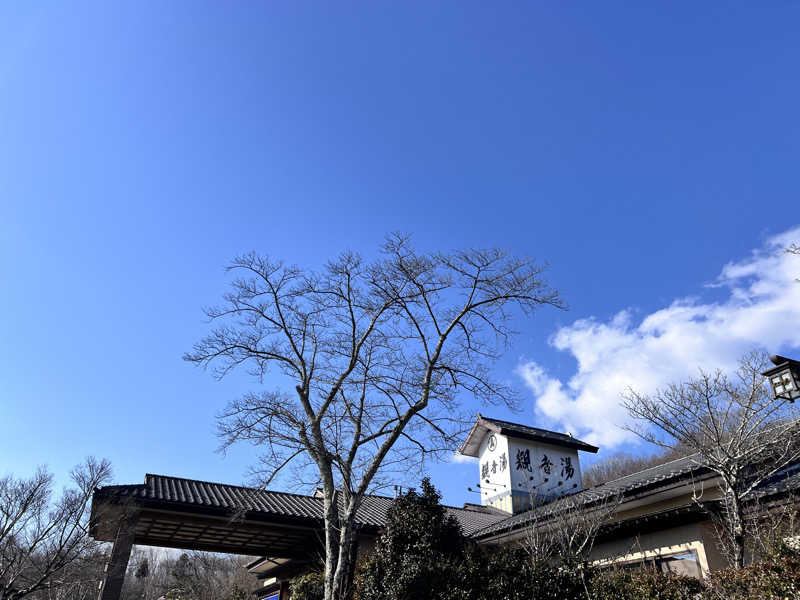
[698, 521, 729, 572]
[590, 522, 713, 575]
[476, 431, 511, 511]
[477, 479, 733, 577]
[357, 533, 378, 558]
[613, 487, 722, 522]
[477, 433, 582, 513]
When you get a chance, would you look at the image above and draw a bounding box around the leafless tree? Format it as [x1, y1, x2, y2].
[742, 492, 799, 561]
[37, 549, 107, 600]
[121, 548, 171, 600]
[120, 549, 256, 600]
[581, 448, 690, 488]
[523, 491, 620, 566]
[0, 458, 112, 600]
[623, 352, 800, 567]
[523, 489, 621, 600]
[185, 234, 563, 600]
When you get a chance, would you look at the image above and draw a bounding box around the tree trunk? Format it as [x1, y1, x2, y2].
[330, 517, 359, 600]
[322, 490, 341, 600]
[726, 487, 746, 568]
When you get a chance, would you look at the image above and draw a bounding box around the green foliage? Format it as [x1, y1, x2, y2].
[451, 547, 586, 600]
[354, 477, 800, 600]
[590, 569, 703, 600]
[289, 572, 325, 600]
[702, 544, 800, 599]
[373, 477, 464, 559]
[356, 478, 585, 600]
[357, 478, 463, 600]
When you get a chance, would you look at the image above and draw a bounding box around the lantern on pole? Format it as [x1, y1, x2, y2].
[761, 355, 800, 402]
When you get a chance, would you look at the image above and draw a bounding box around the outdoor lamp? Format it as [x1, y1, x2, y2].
[762, 355, 800, 402]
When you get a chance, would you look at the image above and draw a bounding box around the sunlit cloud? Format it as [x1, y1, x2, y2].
[518, 227, 800, 450]
[450, 452, 478, 464]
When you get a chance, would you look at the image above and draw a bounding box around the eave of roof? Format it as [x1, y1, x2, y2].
[458, 414, 599, 457]
[91, 474, 506, 538]
[90, 457, 800, 551]
[470, 455, 800, 540]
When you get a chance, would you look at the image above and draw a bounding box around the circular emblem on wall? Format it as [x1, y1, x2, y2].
[487, 434, 497, 452]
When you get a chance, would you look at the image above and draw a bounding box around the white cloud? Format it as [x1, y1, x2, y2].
[450, 452, 477, 464]
[518, 226, 800, 450]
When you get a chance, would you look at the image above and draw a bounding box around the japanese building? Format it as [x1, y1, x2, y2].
[89, 414, 800, 600]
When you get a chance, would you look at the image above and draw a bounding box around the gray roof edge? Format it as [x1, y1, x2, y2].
[459, 415, 599, 457]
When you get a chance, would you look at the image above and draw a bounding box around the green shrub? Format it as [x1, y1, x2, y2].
[354, 478, 800, 600]
[357, 478, 465, 600]
[356, 478, 587, 600]
[703, 544, 800, 599]
[446, 545, 587, 600]
[590, 568, 703, 600]
[289, 572, 325, 600]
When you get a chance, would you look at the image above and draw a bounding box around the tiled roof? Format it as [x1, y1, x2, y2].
[459, 415, 599, 457]
[471, 454, 709, 538]
[752, 465, 800, 499]
[98, 474, 326, 519]
[471, 454, 800, 539]
[95, 474, 506, 536]
[446, 505, 509, 536]
[95, 456, 800, 545]
[580, 454, 706, 498]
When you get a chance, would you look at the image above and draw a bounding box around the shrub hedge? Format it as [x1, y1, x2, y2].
[290, 480, 800, 600]
[703, 544, 800, 599]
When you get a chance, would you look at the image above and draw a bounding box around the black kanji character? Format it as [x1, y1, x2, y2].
[561, 456, 574, 479]
[515, 448, 532, 472]
[540, 454, 553, 475]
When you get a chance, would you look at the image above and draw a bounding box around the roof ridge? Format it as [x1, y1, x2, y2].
[482, 415, 570, 433]
[590, 452, 701, 487]
[144, 474, 323, 501]
[143, 475, 419, 504]
[482, 415, 542, 429]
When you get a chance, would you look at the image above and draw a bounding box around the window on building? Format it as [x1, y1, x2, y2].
[608, 549, 702, 579]
[654, 550, 701, 578]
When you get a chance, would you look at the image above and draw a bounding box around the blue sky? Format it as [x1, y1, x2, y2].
[1, 2, 799, 507]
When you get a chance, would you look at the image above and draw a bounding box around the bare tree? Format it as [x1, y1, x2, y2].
[185, 234, 563, 600]
[623, 352, 800, 567]
[121, 548, 171, 600]
[38, 548, 107, 600]
[743, 491, 799, 561]
[581, 447, 690, 488]
[0, 458, 112, 600]
[523, 490, 620, 600]
[120, 549, 256, 600]
[162, 552, 255, 600]
[523, 492, 620, 566]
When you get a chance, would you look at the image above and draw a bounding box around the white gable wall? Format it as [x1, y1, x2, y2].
[507, 439, 582, 500]
[477, 431, 511, 510]
[478, 432, 583, 514]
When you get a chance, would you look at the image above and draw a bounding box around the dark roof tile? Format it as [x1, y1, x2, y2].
[470, 454, 709, 538]
[459, 415, 599, 457]
[471, 453, 800, 539]
[95, 474, 506, 535]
